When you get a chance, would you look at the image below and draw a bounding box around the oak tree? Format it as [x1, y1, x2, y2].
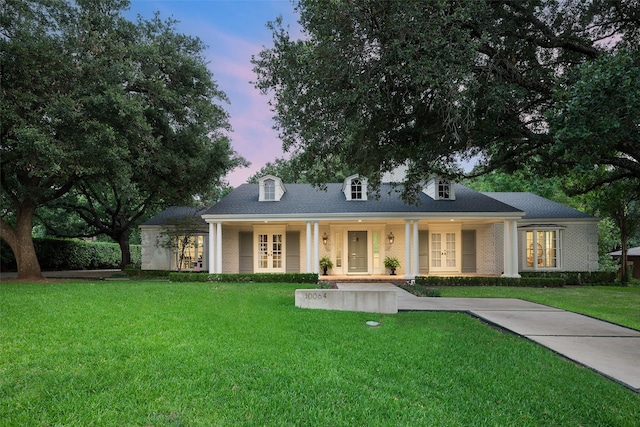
[1, 0, 244, 279]
[252, 0, 639, 200]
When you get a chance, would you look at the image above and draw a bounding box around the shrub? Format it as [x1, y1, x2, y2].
[169, 272, 319, 284]
[520, 271, 616, 286]
[124, 265, 170, 279]
[414, 276, 565, 288]
[0, 238, 140, 271]
[399, 282, 441, 297]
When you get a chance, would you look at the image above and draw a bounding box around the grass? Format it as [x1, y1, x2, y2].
[437, 285, 640, 331]
[1, 281, 639, 426]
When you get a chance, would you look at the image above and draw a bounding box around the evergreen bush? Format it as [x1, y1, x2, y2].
[169, 272, 319, 284]
[0, 238, 141, 271]
[520, 271, 615, 285]
[414, 276, 565, 287]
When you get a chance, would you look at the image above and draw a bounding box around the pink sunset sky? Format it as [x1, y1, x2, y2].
[126, 0, 303, 187]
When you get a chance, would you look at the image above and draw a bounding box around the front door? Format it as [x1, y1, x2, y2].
[348, 231, 368, 273]
[430, 230, 460, 273]
[256, 231, 285, 273]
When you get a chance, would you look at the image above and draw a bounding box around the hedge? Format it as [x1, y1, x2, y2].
[124, 265, 171, 279]
[415, 276, 565, 288]
[0, 238, 141, 271]
[519, 271, 616, 285]
[169, 272, 319, 284]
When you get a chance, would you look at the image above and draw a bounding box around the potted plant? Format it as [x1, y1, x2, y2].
[384, 256, 400, 275]
[319, 257, 333, 275]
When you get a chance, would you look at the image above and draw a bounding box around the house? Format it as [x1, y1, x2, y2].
[609, 246, 640, 279]
[140, 174, 600, 277]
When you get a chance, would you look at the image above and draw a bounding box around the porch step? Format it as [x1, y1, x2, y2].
[319, 276, 409, 286]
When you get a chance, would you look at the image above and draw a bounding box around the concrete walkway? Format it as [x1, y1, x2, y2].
[337, 283, 640, 393]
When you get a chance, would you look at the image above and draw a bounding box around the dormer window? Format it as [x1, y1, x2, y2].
[351, 179, 363, 200]
[258, 175, 286, 201]
[343, 174, 368, 201]
[264, 179, 275, 201]
[438, 180, 451, 200]
[423, 177, 456, 200]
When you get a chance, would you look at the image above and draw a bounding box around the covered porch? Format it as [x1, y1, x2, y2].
[205, 217, 521, 279]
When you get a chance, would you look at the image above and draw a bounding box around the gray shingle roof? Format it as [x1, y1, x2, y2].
[610, 247, 640, 256]
[482, 192, 595, 220]
[142, 206, 208, 226]
[203, 183, 521, 216]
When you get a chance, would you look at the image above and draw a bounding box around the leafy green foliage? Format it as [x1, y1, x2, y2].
[247, 154, 353, 184]
[253, 0, 639, 201]
[549, 49, 640, 193]
[398, 282, 441, 297]
[415, 276, 565, 287]
[519, 271, 617, 286]
[1, 0, 245, 278]
[168, 272, 319, 283]
[0, 238, 141, 271]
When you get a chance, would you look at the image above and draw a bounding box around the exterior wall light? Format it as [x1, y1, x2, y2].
[322, 232, 328, 245]
[388, 232, 394, 245]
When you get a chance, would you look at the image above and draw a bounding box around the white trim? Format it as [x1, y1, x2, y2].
[202, 211, 524, 223]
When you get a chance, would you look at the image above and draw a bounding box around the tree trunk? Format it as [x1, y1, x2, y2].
[117, 231, 131, 270]
[0, 202, 44, 280]
[620, 235, 629, 285]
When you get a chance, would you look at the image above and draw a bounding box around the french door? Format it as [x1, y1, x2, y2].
[430, 227, 461, 273]
[255, 230, 285, 272]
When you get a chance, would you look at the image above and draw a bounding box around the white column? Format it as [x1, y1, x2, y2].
[215, 222, 222, 274]
[313, 221, 320, 274]
[306, 221, 312, 273]
[404, 220, 411, 279]
[208, 222, 215, 273]
[510, 220, 520, 278]
[503, 220, 520, 278]
[412, 220, 419, 278]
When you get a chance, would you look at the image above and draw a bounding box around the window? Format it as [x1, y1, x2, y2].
[438, 180, 451, 199]
[174, 235, 204, 271]
[526, 230, 559, 268]
[423, 177, 455, 200]
[343, 174, 368, 200]
[335, 232, 342, 267]
[264, 179, 275, 201]
[351, 179, 363, 200]
[258, 175, 286, 201]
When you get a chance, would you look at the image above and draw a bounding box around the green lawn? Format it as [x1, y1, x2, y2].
[437, 285, 640, 331]
[1, 281, 638, 426]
